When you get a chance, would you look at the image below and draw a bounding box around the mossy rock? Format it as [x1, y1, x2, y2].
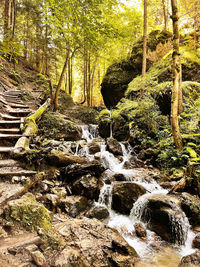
[38, 111, 82, 141]
[4, 193, 52, 231]
[101, 30, 172, 108]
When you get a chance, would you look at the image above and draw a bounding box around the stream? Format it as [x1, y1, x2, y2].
[76, 124, 196, 266]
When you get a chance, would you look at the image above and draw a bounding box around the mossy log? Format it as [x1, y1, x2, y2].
[13, 99, 51, 153]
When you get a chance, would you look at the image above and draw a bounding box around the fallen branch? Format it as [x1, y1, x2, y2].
[12, 98, 51, 154]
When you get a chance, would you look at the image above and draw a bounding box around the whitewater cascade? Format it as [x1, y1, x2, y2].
[77, 124, 196, 258]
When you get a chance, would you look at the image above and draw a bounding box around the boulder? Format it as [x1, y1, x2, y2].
[55, 217, 138, 266]
[101, 30, 172, 108]
[38, 111, 82, 141]
[60, 161, 105, 183]
[47, 149, 87, 166]
[88, 141, 101, 154]
[64, 196, 88, 218]
[71, 174, 100, 200]
[112, 182, 146, 214]
[85, 205, 109, 221]
[4, 193, 52, 231]
[178, 251, 200, 267]
[107, 137, 123, 155]
[192, 234, 200, 249]
[180, 192, 200, 227]
[136, 194, 189, 245]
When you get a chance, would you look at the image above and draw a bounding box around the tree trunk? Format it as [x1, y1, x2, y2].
[162, 0, 168, 31]
[178, 64, 183, 114]
[53, 50, 70, 111]
[171, 0, 182, 150]
[4, 0, 16, 40]
[142, 0, 147, 77]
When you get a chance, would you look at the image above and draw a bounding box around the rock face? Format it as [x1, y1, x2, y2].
[107, 137, 123, 155]
[178, 251, 200, 267]
[101, 30, 172, 108]
[180, 192, 200, 227]
[112, 182, 146, 214]
[54, 217, 138, 267]
[136, 194, 188, 245]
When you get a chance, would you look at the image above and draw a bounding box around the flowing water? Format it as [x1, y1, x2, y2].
[77, 124, 196, 266]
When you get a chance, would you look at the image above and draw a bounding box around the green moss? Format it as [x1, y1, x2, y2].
[5, 193, 52, 231]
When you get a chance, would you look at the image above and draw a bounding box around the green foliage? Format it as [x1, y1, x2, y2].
[0, 40, 23, 63]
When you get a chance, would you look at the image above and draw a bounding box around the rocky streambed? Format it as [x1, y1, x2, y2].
[0, 123, 200, 266]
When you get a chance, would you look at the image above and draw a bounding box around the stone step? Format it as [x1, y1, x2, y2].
[0, 96, 28, 109]
[7, 108, 31, 115]
[0, 167, 36, 177]
[0, 128, 20, 133]
[4, 90, 23, 96]
[0, 120, 21, 125]
[0, 134, 22, 139]
[3, 97, 23, 104]
[0, 113, 23, 120]
[0, 147, 14, 153]
[0, 159, 20, 167]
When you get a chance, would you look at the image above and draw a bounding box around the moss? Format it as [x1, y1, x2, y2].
[38, 111, 81, 140]
[5, 193, 52, 231]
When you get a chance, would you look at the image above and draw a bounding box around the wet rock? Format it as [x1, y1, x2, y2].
[180, 192, 200, 227]
[178, 250, 200, 267]
[88, 141, 101, 154]
[107, 137, 123, 155]
[112, 182, 146, 214]
[112, 173, 127, 181]
[192, 234, 200, 249]
[60, 161, 105, 183]
[134, 223, 147, 239]
[71, 174, 99, 200]
[124, 156, 145, 168]
[47, 150, 87, 167]
[138, 194, 188, 245]
[64, 196, 88, 218]
[85, 205, 109, 221]
[45, 193, 59, 207]
[55, 217, 138, 266]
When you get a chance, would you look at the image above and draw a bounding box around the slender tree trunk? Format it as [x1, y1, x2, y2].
[171, 0, 182, 150]
[178, 64, 183, 114]
[53, 49, 70, 111]
[87, 52, 91, 106]
[142, 0, 147, 77]
[4, 0, 10, 40]
[162, 0, 168, 31]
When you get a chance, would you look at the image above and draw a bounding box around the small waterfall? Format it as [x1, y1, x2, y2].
[98, 184, 113, 211]
[81, 124, 98, 142]
[169, 213, 189, 245]
[77, 122, 196, 259]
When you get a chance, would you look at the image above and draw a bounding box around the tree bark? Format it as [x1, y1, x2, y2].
[142, 0, 147, 77]
[162, 0, 168, 31]
[171, 0, 182, 150]
[53, 49, 70, 111]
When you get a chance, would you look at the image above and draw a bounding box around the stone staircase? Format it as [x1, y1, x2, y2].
[0, 89, 36, 185]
